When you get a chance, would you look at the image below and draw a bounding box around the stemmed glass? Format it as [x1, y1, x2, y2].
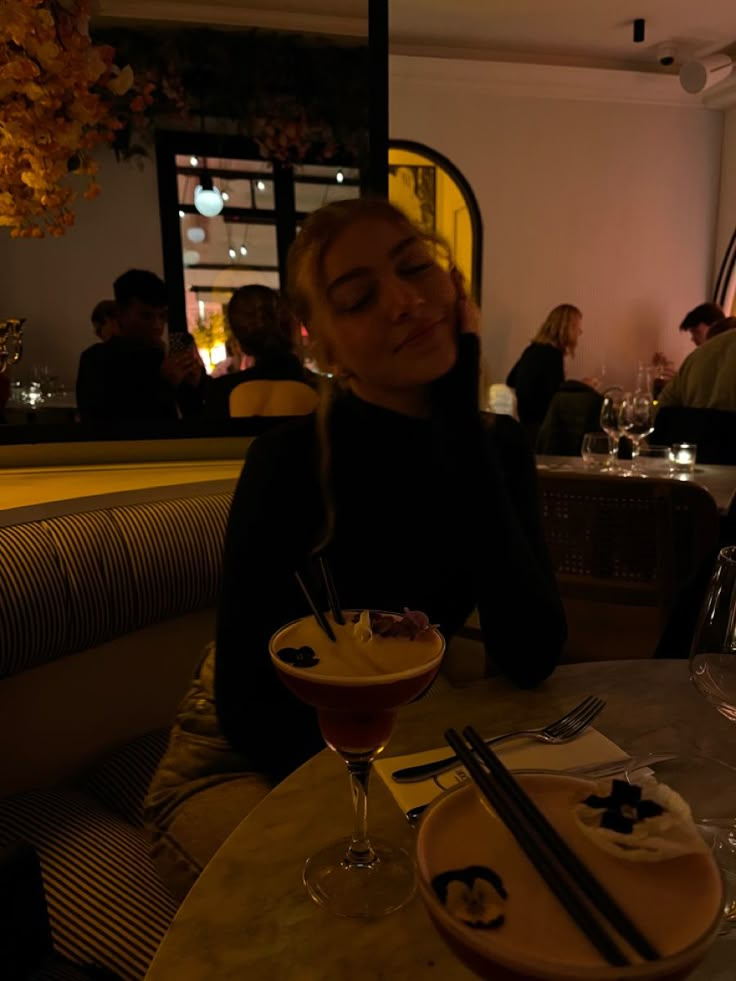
[618, 391, 654, 471]
[688, 546, 736, 928]
[599, 389, 624, 471]
[269, 609, 445, 918]
[689, 547, 736, 723]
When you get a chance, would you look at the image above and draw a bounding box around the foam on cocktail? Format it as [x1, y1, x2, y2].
[271, 609, 444, 686]
[417, 773, 723, 980]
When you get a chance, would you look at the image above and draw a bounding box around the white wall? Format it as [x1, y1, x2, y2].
[391, 57, 724, 390]
[0, 149, 163, 387]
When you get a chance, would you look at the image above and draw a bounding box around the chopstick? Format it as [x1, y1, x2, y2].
[461, 726, 659, 962]
[445, 727, 660, 967]
[294, 571, 336, 642]
[318, 555, 345, 625]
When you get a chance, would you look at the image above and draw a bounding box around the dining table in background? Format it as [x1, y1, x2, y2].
[144, 660, 736, 981]
[536, 455, 736, 516]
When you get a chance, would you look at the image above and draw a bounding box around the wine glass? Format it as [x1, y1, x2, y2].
[599, 389, 624, 471]
[618, 391, 654, 471]
[689, 547, 736, 724]
[269, 610, 445, 917]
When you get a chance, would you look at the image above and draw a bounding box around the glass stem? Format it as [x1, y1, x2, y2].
[345, 759, 376, 866]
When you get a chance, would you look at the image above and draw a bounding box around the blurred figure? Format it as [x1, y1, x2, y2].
[76, 269, 205, 425]
[506, 303, 583, 444]
[706, 315, 736, 340]
[90, 299, 119, 342]
[659, 317, 736, 410]
[679, 302, 724, 348]
[205, 285, 315, 420]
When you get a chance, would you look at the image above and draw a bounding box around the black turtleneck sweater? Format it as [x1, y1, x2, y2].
[215, 336, 566, 782]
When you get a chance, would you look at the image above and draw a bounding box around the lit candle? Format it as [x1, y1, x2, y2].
[669, 443, 697, 472]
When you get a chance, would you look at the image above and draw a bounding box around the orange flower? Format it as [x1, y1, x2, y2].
[0, 0, 137, 237]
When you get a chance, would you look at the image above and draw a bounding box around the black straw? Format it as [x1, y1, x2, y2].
[294, 571, 336, 642]
[318, 555, 345, 625]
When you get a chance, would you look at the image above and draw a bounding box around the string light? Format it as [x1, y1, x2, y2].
[336, 169, 344, 184]
[178, 209, 185, 218]
[256, 180, 266, 191]
[228, 247, 236, 259]
[190, 156, 199, 167]
[222, 191, 230, 202]
[194, 173, 224, 217]
[240, 245, 248, 256]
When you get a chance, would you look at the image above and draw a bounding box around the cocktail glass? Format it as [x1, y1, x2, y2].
[270, 610, 445, 918]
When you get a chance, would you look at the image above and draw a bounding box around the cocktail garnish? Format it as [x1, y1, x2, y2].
[431, 866, 507, 930]
[351, 608, 435, 640]
[353, 609, 373, 643]
[574, 777, 709, 861]
[582, 780, 664, 835]
[276, 646, 320, 668]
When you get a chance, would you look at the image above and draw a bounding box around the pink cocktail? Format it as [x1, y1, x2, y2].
[270, 608, 444, 917]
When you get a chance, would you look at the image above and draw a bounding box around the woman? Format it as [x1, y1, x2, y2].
[506, 303, 583, 441]
[145, 199, 566, 898]
[205, 284, 315, 419]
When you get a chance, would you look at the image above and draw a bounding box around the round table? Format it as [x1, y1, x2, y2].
[145, 661, 736, 981]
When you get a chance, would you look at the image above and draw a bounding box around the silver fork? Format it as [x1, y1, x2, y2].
[390, 695, 606, 784]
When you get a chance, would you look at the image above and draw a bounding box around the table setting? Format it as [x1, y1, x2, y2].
[142, 545, 736, 981]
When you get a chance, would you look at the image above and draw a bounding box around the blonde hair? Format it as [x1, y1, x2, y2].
[534, 303, 582, 354]
[286, 197, 453, 548]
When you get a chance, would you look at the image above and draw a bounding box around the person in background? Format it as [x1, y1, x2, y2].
[90, 299, 119, 342]
[706, 315, 736, 341]
[658, 316, 736, 410]
[204, 285, 315, 420]
[679, 302, 724, 348]
[144, 197, 566, 899]
[506, 303, 583, 444]
[76, 269, 205, 425]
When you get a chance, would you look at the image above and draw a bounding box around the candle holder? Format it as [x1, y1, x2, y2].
[669, 443, 697, 473]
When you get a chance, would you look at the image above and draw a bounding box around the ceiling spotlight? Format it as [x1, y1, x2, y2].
[240, 245, 248, 256]
[656, 42, 676, 67]
[194, 173, 224, 217]
[187, 226, 206, 244]
[178, 209, 185, 218]
[336, 169, 345, 184]
[680, 53, 733, 93]
[222, 191, 230, 202]
[228, 248, 236, 259]
[256, 180, 266, 191]
[190, 156, 199, 167]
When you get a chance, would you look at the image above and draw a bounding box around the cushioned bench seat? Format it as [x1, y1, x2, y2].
[0, 492, 235, 979]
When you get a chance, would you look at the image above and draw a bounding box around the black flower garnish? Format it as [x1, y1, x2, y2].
[431, 865, 507, 930]
[276, 646, 320, 668]
[583, 779, 665, 835]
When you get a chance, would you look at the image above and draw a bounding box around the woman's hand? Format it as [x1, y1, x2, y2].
[451, 267, 480, 337]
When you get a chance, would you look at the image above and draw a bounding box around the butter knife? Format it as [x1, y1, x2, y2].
[403, 754, 675, 823]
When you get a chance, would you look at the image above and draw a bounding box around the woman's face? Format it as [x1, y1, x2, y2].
[317, 216, 459, 413]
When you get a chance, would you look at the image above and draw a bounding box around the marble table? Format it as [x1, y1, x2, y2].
[537, 455, 736, 516]
[145, 661, 736, 981]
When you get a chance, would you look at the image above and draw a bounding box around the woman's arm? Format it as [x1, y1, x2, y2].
[214, 427, 325, 782]
[475, 416, 567, 687]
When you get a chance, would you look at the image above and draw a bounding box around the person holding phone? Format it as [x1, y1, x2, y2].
[76, 269, 205, 425]
[144, 198, 566, 898]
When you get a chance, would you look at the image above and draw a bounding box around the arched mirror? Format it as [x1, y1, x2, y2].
[388, 140, 482, 303]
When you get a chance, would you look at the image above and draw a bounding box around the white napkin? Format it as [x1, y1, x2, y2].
[375, 729, 628, 816]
